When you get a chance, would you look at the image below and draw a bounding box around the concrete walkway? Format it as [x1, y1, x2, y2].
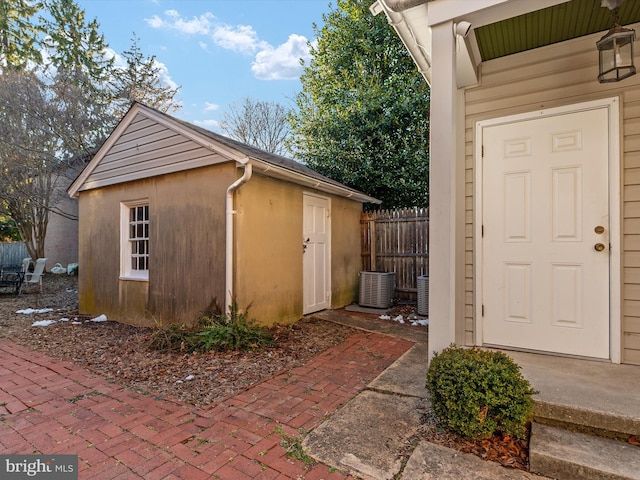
[308, 310, 542, 480]
[0, 326, 412, 479]
[309, 309, 640, 480]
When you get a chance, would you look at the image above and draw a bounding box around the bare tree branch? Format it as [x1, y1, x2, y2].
[220, 97, 291, 156]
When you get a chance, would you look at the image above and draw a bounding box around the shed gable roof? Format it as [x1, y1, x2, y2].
[69, 103, 380, 204]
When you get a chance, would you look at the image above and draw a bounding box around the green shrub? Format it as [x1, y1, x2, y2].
[150, 300, 274, 353]
[425, 346, 536, 439]
[194, 301, 274, 352]
[149, 322, 197, 353]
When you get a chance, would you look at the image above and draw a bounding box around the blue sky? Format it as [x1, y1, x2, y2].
[76, 0, 331, 131]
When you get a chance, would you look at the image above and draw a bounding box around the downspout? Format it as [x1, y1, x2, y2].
[225, 159, 252, 314]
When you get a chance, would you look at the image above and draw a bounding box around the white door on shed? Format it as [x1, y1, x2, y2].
[482, 107, 610, 359]
[303, 193, 330, 314]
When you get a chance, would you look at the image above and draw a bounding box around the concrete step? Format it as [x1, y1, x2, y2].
[505, 351, 640, 439]
[534, 399, 640, 441]
[529, 423, 640, 480]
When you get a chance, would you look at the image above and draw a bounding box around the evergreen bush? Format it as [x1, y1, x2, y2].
[425, 346, 536, 439]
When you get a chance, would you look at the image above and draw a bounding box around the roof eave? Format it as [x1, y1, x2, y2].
[370, 0, 479, 87]
[370, 0, 574, 88]
[248, 158, 382, 205]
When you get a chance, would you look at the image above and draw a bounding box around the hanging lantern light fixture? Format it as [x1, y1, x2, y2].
[597, 6, 636, 83]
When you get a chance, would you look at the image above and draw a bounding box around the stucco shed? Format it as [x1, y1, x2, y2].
[68, 103, 379, 327]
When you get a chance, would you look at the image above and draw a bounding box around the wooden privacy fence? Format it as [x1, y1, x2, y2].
[0, 242, 28, 267]
[360, 207, 429, 300]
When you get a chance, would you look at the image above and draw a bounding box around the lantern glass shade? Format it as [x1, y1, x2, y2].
[597, 25, 636, 83]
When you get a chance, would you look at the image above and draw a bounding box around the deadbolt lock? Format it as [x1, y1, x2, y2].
[594, 243, 605, 252]
[594, 226, 605, 234]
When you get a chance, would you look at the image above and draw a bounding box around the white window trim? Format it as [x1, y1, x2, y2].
[120, 199, 149, 281]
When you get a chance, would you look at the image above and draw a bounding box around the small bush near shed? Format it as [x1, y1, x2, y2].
[195, 301, 274, 352]
[150, 300, 274, 353]
[426, 346, 536, 440]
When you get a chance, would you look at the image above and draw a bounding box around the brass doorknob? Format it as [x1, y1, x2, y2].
[594, 226, 605, 234]
[594, 243, 605, 252]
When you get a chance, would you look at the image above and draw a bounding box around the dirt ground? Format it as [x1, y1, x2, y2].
[0, 274, 358, 407]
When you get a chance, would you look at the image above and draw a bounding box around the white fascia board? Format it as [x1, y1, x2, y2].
[374, 1, 433, 85]
[248, 159, 381, 205]
[372, 0, 480, 87]
[428, 0, 572, 29]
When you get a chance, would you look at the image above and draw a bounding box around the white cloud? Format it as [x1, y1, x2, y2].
[152, 59, 180, 90]
[145, 14, 165, 29]
[104, 47, 124, 68]
[105, 47, 180, 94]
[252, 34, 311, 80]
[145, 9, 313, 81]
[204, 102, 220, 112]
[212, 24, 267, 54]
[145, 10, 214, 35]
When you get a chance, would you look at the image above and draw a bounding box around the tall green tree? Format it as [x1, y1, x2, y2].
[288, 0, 430, 208]
[41, 0, 116, 148]
[0, 0, 183, 259]
[40, 0, 112, 81]
[0, 0, 42, 68]
[108, 33, 181, 119]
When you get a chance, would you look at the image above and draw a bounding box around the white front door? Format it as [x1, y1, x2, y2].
[482, 107, 610, 359]
[303, 193, 330, 314]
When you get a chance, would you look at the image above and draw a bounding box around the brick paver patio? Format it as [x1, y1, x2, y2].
[0, 330, 413, 479]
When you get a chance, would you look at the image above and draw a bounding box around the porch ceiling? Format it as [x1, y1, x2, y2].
[475, 0, 640, 62]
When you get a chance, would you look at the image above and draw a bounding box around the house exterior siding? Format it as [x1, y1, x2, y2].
[44, 169, 81, 269]
[45, 196, 78, 267]
[463, 24, 640, 364]
[328, 196, 363, 308]
[234, 175, 363, 325]
[78, 163, 234, 326]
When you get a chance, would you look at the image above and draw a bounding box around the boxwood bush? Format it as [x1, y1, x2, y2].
[425, 346, 536, 439]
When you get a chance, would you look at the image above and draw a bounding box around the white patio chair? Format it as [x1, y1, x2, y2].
[21, 257, 47, 293]
[21, 257, 32, 273]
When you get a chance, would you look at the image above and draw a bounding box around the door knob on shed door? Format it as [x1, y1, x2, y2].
[594, 243, 606, 252]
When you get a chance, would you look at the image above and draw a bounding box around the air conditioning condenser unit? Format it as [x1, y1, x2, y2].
[359, 271, 395, 308]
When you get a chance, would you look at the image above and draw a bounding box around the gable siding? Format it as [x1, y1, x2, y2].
[81, 113, 227, 191]
[464, 24, 640, 364]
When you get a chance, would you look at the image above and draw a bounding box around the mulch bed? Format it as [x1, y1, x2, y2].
[415, 410, 530, 471]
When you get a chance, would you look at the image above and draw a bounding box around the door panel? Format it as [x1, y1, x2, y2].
[482, 108, 610, 359]
[303, 194, 330, 314]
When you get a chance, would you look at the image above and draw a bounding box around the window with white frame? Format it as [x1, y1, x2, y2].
[121, 201, 149, 280]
